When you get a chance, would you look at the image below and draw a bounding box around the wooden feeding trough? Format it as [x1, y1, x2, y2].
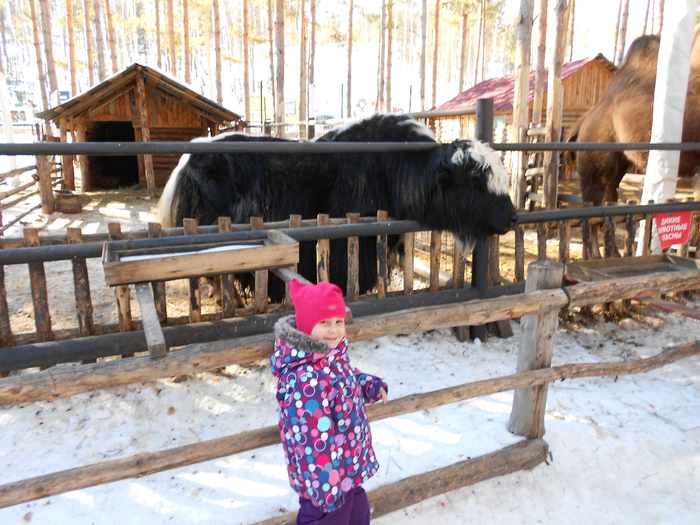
[102, 230, 299, 359]
[564, 254, 700, 283]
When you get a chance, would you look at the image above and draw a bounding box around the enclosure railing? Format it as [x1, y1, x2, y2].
[0, 161, 63, 234]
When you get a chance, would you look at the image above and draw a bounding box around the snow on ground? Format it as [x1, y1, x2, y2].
[1, 305, 699, 525]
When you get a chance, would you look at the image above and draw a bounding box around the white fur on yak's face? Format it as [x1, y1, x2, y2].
[449, 141, 510, 196]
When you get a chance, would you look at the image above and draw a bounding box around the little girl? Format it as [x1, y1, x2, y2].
[271, 279, 388, 525]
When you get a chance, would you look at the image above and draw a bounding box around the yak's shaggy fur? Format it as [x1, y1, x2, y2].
[157, 114, 517, 297]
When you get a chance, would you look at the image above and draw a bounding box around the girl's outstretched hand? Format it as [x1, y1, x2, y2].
[380, 388, 388, 405]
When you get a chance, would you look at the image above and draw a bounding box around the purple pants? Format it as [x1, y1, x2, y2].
[296, 486, 370, 525]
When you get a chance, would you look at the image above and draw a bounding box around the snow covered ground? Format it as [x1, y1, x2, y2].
[1, 304, 699, 525]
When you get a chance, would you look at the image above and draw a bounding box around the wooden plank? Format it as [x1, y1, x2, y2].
[35, 156, 55, 214]
[625, 200, 638, 257]
[0, 288, 571, 405]
[346, 213, 360, 302]
[581, 204, 593, 261]
[11, 334, 700, 511]
[66, 228, 95, 342]
[643, 202, 654, 256]
[23, 229, 52, 342]
[257, 439, 549, 525]
[0, 238, 14, 348]
[429, 229, 440, 293]
[134, 283, 167, 358]
[376, 211, 389, 298]
[148, 222, 168, 323]
[108, 223, 133, 341]
[251, 217, 269, 314]
[286, 215, 302, 308]
[452, 236, 465, 289]
[509, 261, 564, 438]
[218, 217, 237, 318]
[514, 221, 525, 283]
[537, 222, 547, 261]
[489, 234, 501, 285]
[135, 68, 156, 200]
[316, 214, 330, 283]
[184, 219, 202, 323]
[103, 241, 299, 285]
[558, 216, 569, 263]
[403, 231, 415, 295]
[603, 202, 617, 258]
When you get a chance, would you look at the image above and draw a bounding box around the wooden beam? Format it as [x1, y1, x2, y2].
[256, 439, 549, 525]
[0, 339, 697, 510]
[134, 283, 167, 358]
[509, 261, 564, 438]
[135, 69, 156, 199]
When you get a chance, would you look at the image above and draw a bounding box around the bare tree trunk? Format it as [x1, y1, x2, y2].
[309, 0, 316, 117]
[613, 0, 622, 64]
[105, 0, 119, 73]
[275, 0, 285, 135]
[184, 0, 190, 83]
[480, 0, 486, 81]
[616, 0, 630, 65]
[511, 0, 534, 209]
[93, 0, 107, 81]
[267, 0, 275, 123]
[299, 0, 307, 128]
[83, 0, 94, 86]
[346, 0, 352, 118]
[657, 0, 665, 35]
[244, 0, 251, 122]
[532, 0, 547, 127]
[419, 0, 427, 111]
[458, 9, 469, 93]
[431, 0, 440, 108]
[567, 0, 575, 62]
[167, 0, 176, 74]
[473, 0, 483, 85]
[542, 0, 568, 211]
[29, 0, 49, 112]
[386, 0, 392, 112]
[39, 0, 58, 106]
[155, 0, 162, 68]
[67, 0, 78, 95]
[377, 0, 385, 112]
[213, 0, 222, 104]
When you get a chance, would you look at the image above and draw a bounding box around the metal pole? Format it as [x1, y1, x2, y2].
[470, 98, 495, 341]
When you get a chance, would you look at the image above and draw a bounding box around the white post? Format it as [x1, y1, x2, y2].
[0, 72, 17, 177]
[638, 0, 695, 254]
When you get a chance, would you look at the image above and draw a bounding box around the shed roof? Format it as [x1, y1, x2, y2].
[436, 54, 616, 112]
[37, 63, 242, 125]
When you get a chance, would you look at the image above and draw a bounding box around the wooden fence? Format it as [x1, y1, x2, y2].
[0, 160, 64, 234]
[0, 255, 699, 520]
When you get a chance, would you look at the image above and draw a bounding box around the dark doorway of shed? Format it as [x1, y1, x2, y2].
[85, 121, 139, 189]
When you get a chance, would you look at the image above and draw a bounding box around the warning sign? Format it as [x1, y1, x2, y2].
[655, 211, 692, 250]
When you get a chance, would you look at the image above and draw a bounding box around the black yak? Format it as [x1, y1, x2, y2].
[157, 114, 517, 298]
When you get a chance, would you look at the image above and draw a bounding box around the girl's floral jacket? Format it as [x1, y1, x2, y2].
[271, 315, 387, 513]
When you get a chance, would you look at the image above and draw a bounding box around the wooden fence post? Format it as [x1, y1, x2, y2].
[148, 222, 169, 323]
[346, 213, 360, 302]
[23, 228, 53, 343]
[509, 260, 563, 438]
[251, 217, 268, 314]
[66, 228, 95, 340]
[35, 155, 55, 214]
[108, 223, 133, 358]
[316, 214, 330, 283]
[183, 219, 202, 322]
[0, 238, 14, 349]
[377, 211, 389, 298]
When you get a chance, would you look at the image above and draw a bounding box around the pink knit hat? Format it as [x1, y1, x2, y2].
[289, 279, 347, 335]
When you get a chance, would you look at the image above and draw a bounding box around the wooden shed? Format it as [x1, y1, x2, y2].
[429, 54, 616, 143]
[37, 63, 243, 197]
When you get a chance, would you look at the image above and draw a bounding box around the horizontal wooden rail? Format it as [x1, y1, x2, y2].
[257, 439, 549, 525]
[0, 288, 567, 405]
[0, 341, 696, 510]
[3, 268, 700, 405]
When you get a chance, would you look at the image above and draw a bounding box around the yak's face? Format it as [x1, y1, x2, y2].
[436, 140, 518, 245]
